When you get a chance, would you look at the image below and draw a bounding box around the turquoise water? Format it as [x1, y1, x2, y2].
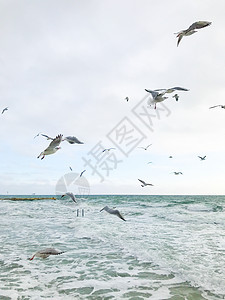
[0, 195, 225, 299]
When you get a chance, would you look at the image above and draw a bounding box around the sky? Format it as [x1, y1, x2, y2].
[0, 0, 225, 195]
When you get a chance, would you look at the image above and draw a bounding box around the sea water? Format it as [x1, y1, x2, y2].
[0, 195, 225, 300]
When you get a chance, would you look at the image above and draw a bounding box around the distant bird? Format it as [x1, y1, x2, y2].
[175, 21, 212, 46]
[138, 179, 154, 187]
[1, 107, 8, 114]
[29, 248, 64, 260]
[80, 170, 86, 177]
[61, 192, 77, 203]
[125, 97, 129, 102]
[69, 166, 73, 171]
[37, 134, 62, 160]
[102, 148, 116, 152]
[138, 144, 152, 151]
[34, 132, 41, 139]
[172, 94, 179, 101]
[169, 156, 173, 158]
[100, 206, 126, 221]
[41, 134, 83, 144]
[172, 172, 183, 175]
[147, 161, 153, 164]
[198, 156, 206, 161]
[209, 105, 225, 109]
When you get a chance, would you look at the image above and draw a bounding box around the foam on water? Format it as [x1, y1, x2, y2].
[0, 195, 224, 299]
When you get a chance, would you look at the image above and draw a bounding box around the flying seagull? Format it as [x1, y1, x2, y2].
[198, 156, 206, 161]
[100, 206, 126, 221]
[102, 148, 116, 152]
[80, 170, 86, 177]
[69, 166, 73, 171]
[34, 132, 41, 139]
[37, 134, 62, 160]
[138, 144, 152, 150]
[172, 94, 179, 101]
[61, 192, 77, 203]
[172, 172, 183, 175]
[138, 179, 154, 187]
[1, 107, 8, 114]
[125, 97, 129, 102]
[29, 248, 64, 260]
[169, 156, 173, 158]
[175, 21, 212, 46]
[209, 105, 225, 109]
[41, 134, 83, 144]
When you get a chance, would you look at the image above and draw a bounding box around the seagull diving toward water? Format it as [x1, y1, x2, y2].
[37, 134, 62, 160]
[172, 172, 183, 175]
[138, 144, 152, 151]
[175, 21, 212, 46]
[61, 192, 77, 203]
[100, 206, 126, 221]
[138, 179, 154, 187]
[1, 107, 8, 114]
[209, 105, 225, 109]
[198, 156, 206, 161]
[41, 134, 83, 144]
[29, 248, 64, 260]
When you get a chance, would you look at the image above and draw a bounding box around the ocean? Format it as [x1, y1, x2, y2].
[0, 195, 224, 300]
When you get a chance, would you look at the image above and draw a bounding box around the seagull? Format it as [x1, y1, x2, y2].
[169, 156, 173, 158]
[209, 105, 225, 109]
[154, 87, 189, 94]
[29, 248, 64, 260]
[147, 161, 153, 164]
[34, 132, 41, 139]
[172, 94, 179, 101]
[69, 166, 73, 171]
[100, 206, 126, 221]
[41, 134, 83, 144]
[138, 144, 152, 151]
[1, 107, 8, 114]
[37, 134, 62, 160]
[61, 192, 77, 203]
[172, 172, 183, 175]
[198, 156, 206, 161]
[138, 179, 154, 187]
[80, 170, 86, 177]
[102, 148, 116, 152]
[125, 97, 129, 102]
[175, 21, 212, 46]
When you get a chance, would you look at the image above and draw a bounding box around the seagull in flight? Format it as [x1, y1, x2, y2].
[61, 192, 77, 203]
[138, 144, 152, 151]
[198, 156, 206, 161]
[175, 21, 212, 46]
[125, 97, 129, 102]
[37, 134, 62, 160]
[138, 179, 154, 187]
[209, 105, 225, 109]
[29, 248, 64, 260]
[1, 107, 8, 114]
[102, 148, 116, 152]
[172, 94, 179, 101]
[100, 206, 126, 221]
[69, 166, 73, 171]
[172, 172, 183, 175]
[41, 134, 83, 144]
[80, 170, 86, 177]
[169, 156, 173, 158]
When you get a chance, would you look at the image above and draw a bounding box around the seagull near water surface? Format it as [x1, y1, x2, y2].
[61, 192, 77, 203]
[175, 21, 212, 47]
[29, 248, 64, 260]
[138, 179, 154, 187]
[100, 206, 126, 221]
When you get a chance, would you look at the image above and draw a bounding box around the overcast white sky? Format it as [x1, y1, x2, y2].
[0, 0, 224, 195]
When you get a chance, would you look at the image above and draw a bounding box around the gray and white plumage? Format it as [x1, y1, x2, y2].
[209, 105, 225, 109]
[138, 179, 154, 187]
[175, 21, 212, 46]
[37, 134, 63, 160]
[41, 134, 83, 144]
[198, 156, 206, 161]
[29, 248, 64, 260]
[100, 206, 126, 221]
[1, 107, 8, 114]
[61, 192, 77, 203]
[145, 89, 168, 109]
